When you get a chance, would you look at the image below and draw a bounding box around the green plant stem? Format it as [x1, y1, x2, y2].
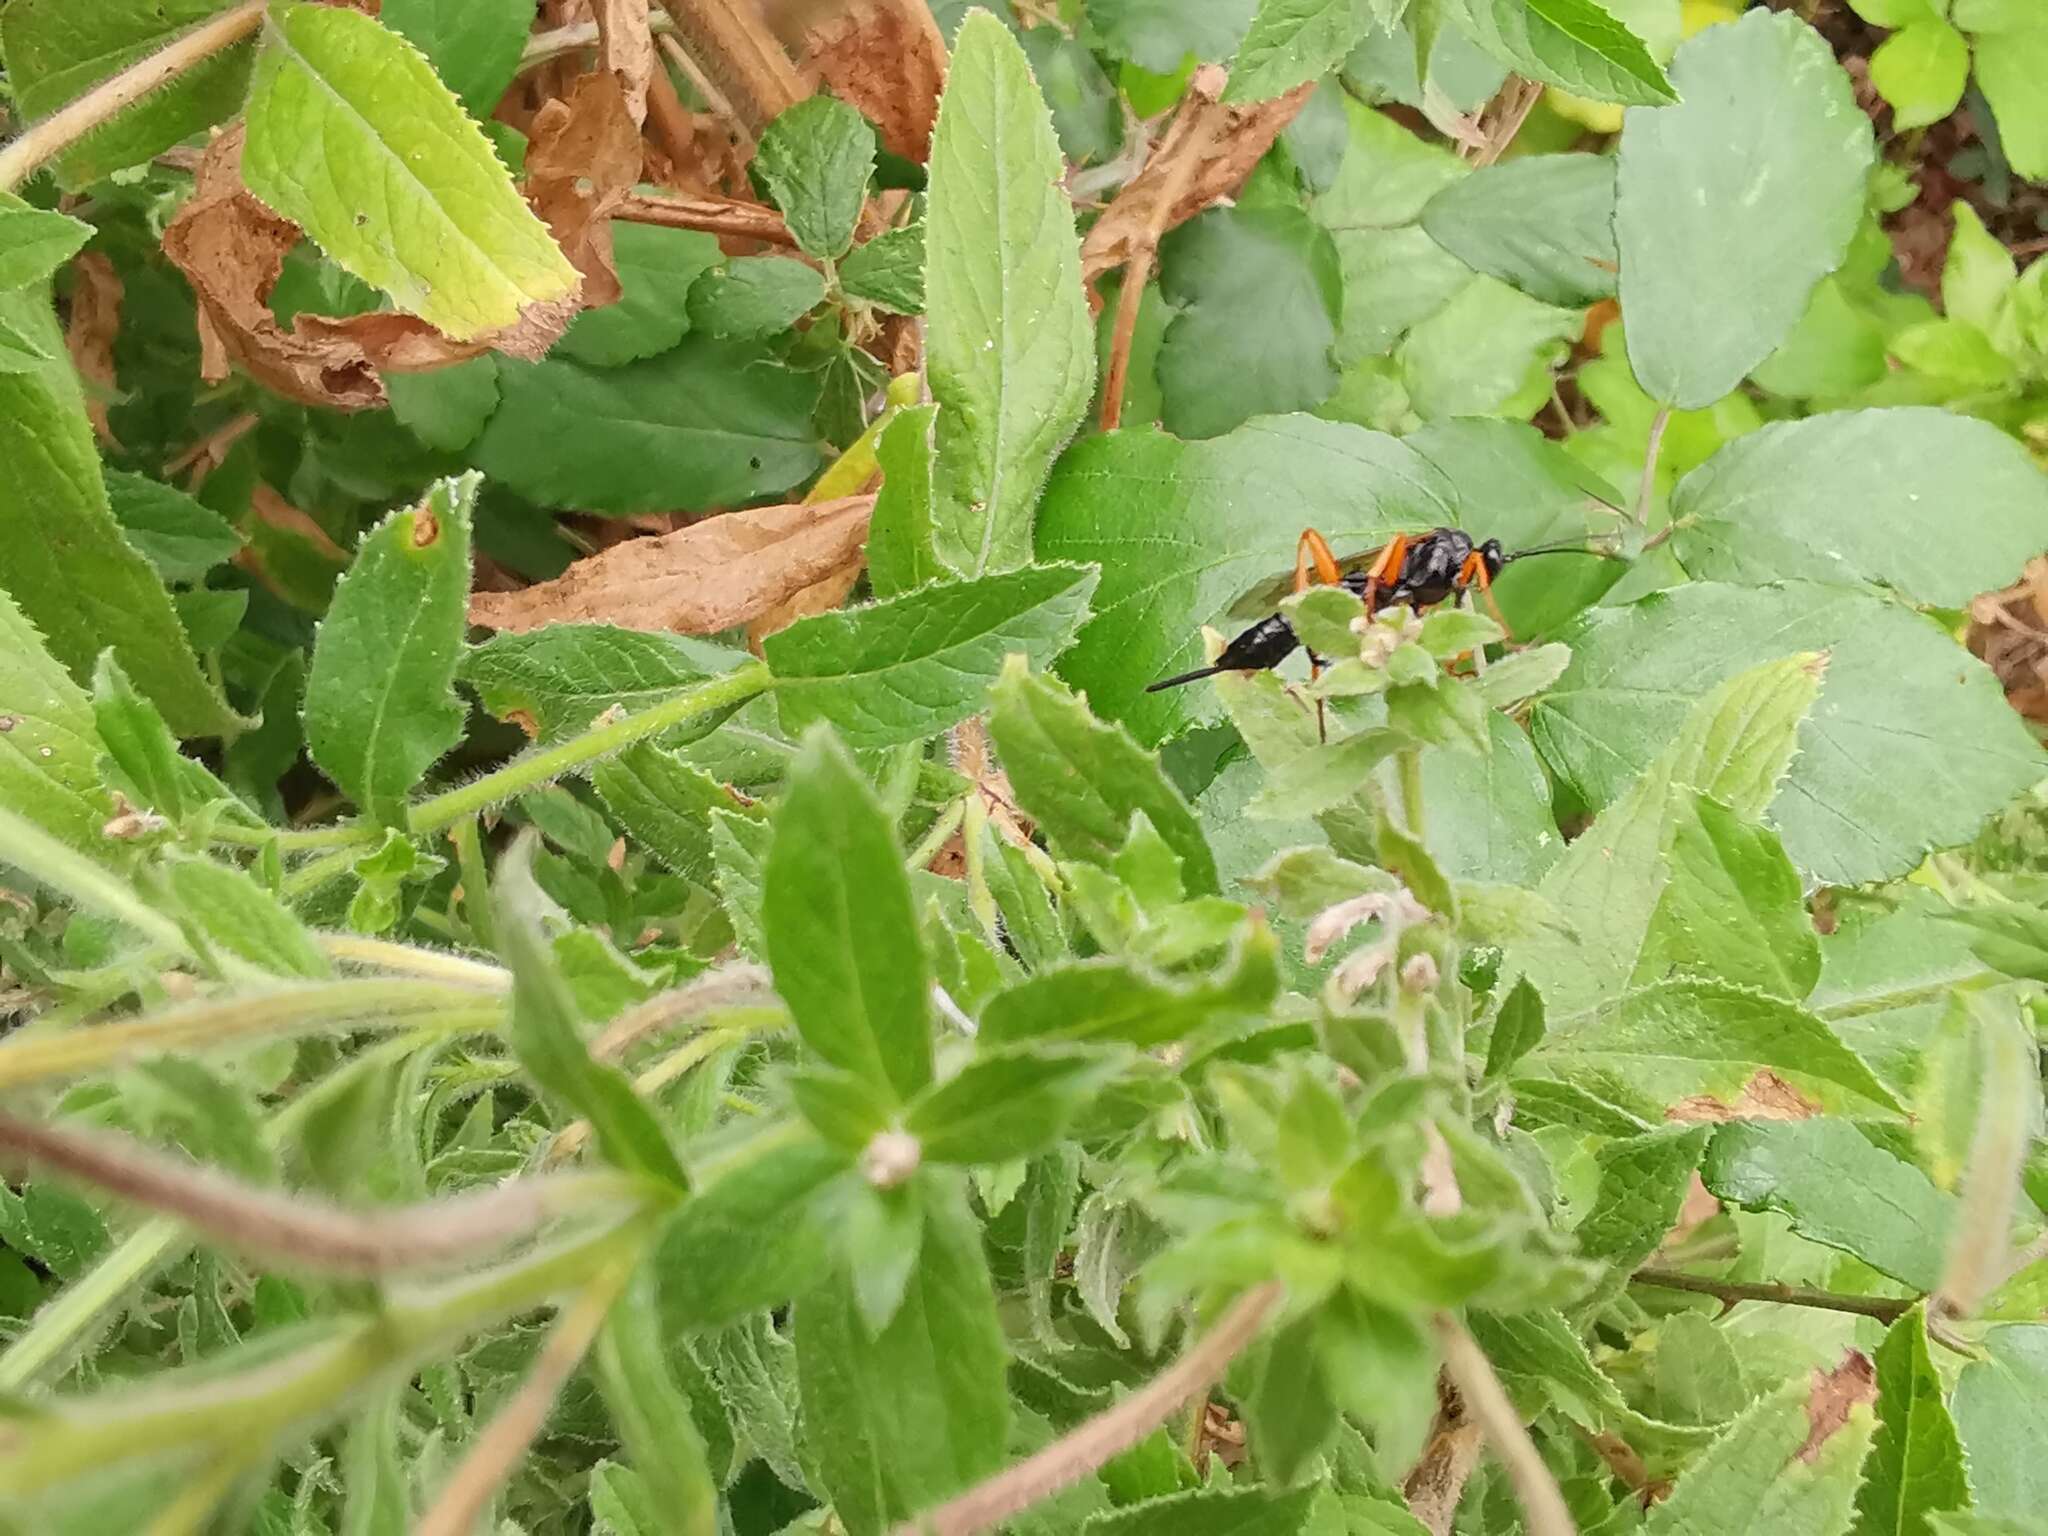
[1397, 748, 1426, 841]
[0, 0, 267, 190]
[1630, 1266, 1914, 1323]
[407, 664, 771, 837]
[211, 821, 377, 853]
[906, 797, 968, 872]
[1633, 406, 1671, 526]
[282, 846, 363, 900]
[0, 1212, 659, 1496]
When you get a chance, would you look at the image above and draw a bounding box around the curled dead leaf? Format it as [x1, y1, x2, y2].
[1665, 1070, 1821, 1124]
[1967, 554, 2048, 727]
[1079, 66, 1314, 293]
[1796, 1350, 1876, 1465]
[593, 0, 657, 125]
[161, 128, 502, 412]
[468, 493, 876, 636]
[525, 69, 646, 310]
[789, 0, 947, 163]
[63, 250, 123, 447]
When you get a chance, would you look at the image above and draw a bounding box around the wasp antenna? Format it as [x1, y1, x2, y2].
[1505, 537, 1628, 563]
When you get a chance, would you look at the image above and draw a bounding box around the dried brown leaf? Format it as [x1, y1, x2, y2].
[594, 0, 657, 123]
[1666, 1070, 1822, 1124]
[468, 493, 876, 636]
[1079, 66, 1314, 292]
[525, 69, 646, 310]
[745, 558, 864, 647]
[63, 249, 123, 446]
[791, 0, 947, 163]
[1795, 1350, 1877, 1464]
[658, 0, 806, 136]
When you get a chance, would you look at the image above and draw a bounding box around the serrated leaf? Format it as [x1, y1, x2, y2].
[557, 224, 723, 368]
[796, 1176, 1010, 1535]
[1467, 1309, 1632, 1430]
[379, 0, 531, 119]
[1636, 790, 1819, 1001]
[1083, 1484, 1319, 1535]
[1616, 10, 1874, 407]
[1702, 1119, 1953, 1290]
[764, 729, 932, 1106]
[711, 808, 773, 963]
[474, 341, 823, 515]
[754, 96, 878, 261]
[1669, 410, 2048, 608]
[0, 586, 110, 852]
[592, 1264, 718, 1536]
[1575, 1124, 1708, 1269]
[305, 475, 474, 828]
[1646, 1365, 1877, 1536]
[1953, 1325, 2048, 1523]
[906, 1046, 1127, 1164]
[657, 1136, 846, 1327]
[1036, 417, 1457, 743]
[163, 858, 332, 981]
[0, 286, 244, 738]
[592, 744, 752, 888]
[102, 471, 243, 586]
[1530, 583, 2045, 887]
[980, 935, 1279, 1047]
[868, 404, 942, 599]
[242, 2, 578, 341]
[1420, 153, 1618, 308]
[497, 834, 688, 1188]
[925, 12, 1094, 578]
[1855, 1304, 1971, 1536]
[988, 658, 1219, 895]
[0, 0, 258, 187]
[1226, 0, 1374, 103]
[841, 225, 927, 315]
[0, 200, 92, 291]
[686, 257, 827, 340]
[461, 625, 736, 744]
[1441, 0, 1675, 105]
[765, 565, 1097, 750]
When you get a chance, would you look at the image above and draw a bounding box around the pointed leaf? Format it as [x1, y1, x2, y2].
[1440, 0, 1675, 106]
[1856, 1305, 1971, 1536]
[754, 96, 878, 261]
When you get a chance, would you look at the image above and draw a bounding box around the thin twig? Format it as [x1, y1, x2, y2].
[1432, 1314, 1576, 1536]
[657, 32, 751, 157]
[1634, 406, 1670, 526]
[414, 1258, 635, 1536]
[316, 933, 510, 991]
[1099, 249, 1154, 432]
[1631, 1266, 1915, 1323]
[615, 189, 796, 246]
[0, 1, 267, 191]
[520, 13, 679, 73]
[588, 963, 774, 1061]
[894, 1282, 1284, 1536]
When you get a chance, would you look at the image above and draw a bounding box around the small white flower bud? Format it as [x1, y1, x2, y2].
[860, 1129, 922, 1189]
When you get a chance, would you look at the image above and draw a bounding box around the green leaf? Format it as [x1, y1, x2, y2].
[1953, 1325, 2048, 1523]
[1420, 154, 1619, 308]
[980, 935, 1279, 1046]
[906, 1046, 1127, 1164]
[1090, 0, 1261, 70]
[379, 0, 530, 117]
[657, 1136, 846, 1327]
[1968, 18, 2048, 180]
[242, 2, 578, 340]
[1646, 1367, 1877, 1535]
[764, 728, 933, 1106]
[841, 224, 928, 315]
[1036, 417, 1457, 743]
[1530, 583, 2045, 887]
[0, 286, 243, 738]
[102, 471, 243, 586]
[473, 340, 824, 515]
[385, 354, 501, 452]
[592, 1264, 717, 1536]
[1575, 1124, 1709, 1269]
[988, 658, 1220, 895]
[557, 224, 723, 368]
[92, 654, 205, 824]
[0, 308, 57, 373]
[754, 96, 878, 261]
[867, 404, 942, 599]
[0, 201, 92, 291]
[0, 586, 110, 852]
[1156, 205, 1342, 440]
[765, 565, 1097, 750]
[925, 12, 1095, 577]
[1669, 410, 2048, 608]
[711, 808, 773, 962]
[592, 744, 749, 886]
[795, 1177, 1010, 1536]
[686, 256, 828, 340]
[1702, 1119, 1953, 1290]
[1466, 1309, 1634, 1432]
[1485, 977, 1546, 1078]
[1636, 790, 1819, 1001]
[338, 1388, 409, 1536]
[1396, 274, 1580, 422]
[0, 0, 258, 187]
[163, 858, 332, 982]
[1868, 18, 1970, 130]
[1242, 1313, 1341, 1483]
[497, 834, 688, 1188]
[1085, 1484, 1319, 1535]
[1226, 0, 1374, 102]
[1439, 0, 1676, 106]
[1856, 1305, 1971, 1536]
[461, 626, 736, 744]
[1615, 10, 1874, 407]
[1535, 979, 1901, 1119]
[305, 475, 475, 829]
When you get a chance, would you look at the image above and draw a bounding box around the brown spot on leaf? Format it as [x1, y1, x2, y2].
[505, 709, 541, 739]
[467, 493, 876, 637]
[1797, 1350, 1877, 1464]
[1667, 1070, 1821, 1124]
[411, 502, 441, 548]
[64, 251, 123, 447]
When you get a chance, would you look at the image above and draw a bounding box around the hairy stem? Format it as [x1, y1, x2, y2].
[906, 797, 968, 873]
[408, 664, 771, 836]
[1634, 406, 1671, 526]
[1631, 1266, 1914, 1323]
[1936, 1001, 2035, 1320]
[894, 1282, 1284, 1536]
[1433, 1314, 1576, 1536]
[0, 1, 266, 191]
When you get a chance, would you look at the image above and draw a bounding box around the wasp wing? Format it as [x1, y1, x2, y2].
[1223, 542, 1391, 622]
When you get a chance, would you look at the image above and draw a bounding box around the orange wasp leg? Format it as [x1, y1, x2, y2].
[1293, 529, 1345, 744]
[1446, 551, 1513, 672]
[1362, 533, 1410, 618]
